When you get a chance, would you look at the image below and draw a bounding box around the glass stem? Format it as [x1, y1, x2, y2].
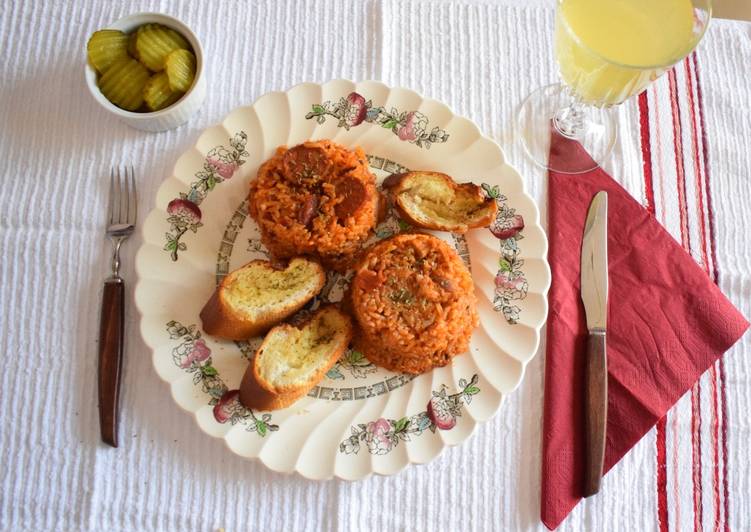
[553, 97, 586, 139]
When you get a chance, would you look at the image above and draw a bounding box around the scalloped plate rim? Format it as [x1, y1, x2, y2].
[135, 79, 551, 480]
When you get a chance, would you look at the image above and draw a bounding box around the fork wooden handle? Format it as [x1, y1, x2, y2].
[583, 330, 607, 497]
[98, 279, 124, 447]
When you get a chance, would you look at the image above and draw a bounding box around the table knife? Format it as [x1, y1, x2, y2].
[580, 190, 609, 497]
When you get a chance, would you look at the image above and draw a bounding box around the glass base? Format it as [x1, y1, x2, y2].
[517, 83, 616, 174]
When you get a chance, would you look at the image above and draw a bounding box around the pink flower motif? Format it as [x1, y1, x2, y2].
[343, 92, 367, 128]
[495, 271, 528, 300]
[494, 271, 519, 290]
[180, 339, 211, 368]
[365, 418, 393, 454]
[396, 111, 418, 141]
[213, 390, 240, 423]
[167, 198, 202, 224]
[427, 396, 456, 430]
[490, 214, 524, 240]
[207, 157, 238, 180]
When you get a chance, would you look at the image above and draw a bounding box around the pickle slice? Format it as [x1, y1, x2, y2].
[135, 23, 190, 71]
[87, 29, 129, 73]
[98, 58, 150, 111]
[165, 49, 196, 92]
[143, 71, 183, 111]
[127, 31, 139, 58]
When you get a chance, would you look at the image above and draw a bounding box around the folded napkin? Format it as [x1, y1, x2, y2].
[541, 127, 749, 529]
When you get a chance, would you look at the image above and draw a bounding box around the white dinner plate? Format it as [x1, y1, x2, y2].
[135, 80, 550, 480]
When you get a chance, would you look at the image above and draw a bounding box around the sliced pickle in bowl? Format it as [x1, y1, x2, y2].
[87, 29, 129, 73]
[97, 58, 150, 111]
[135, 23, 190, 71]
[165, 49, 196, 92]
[143, 71, 183, 111]
[127, 31, 139, 59]
[86, 21, 197, 115]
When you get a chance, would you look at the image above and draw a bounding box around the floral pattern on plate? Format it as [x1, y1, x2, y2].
[164, 132, 249, 261]
[165, 320, 279, 436]
[137, 81, 550, 480]
[483, 183, 528, 324]
[326, 349, 377, 380]
[339, 374, 480, 455]
[305, 92, 449, 149]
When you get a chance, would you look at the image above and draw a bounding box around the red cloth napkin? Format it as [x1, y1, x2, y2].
[541, 128, 749, 529]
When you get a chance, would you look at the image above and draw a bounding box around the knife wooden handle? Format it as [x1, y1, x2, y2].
[98, 279, 124, 448]
[584, 330, 607, 497]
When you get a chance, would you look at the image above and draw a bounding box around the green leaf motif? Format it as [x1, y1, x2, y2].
[202, 365, 218, 376]
[482, 183, 500, 199]
[312, 104, 325, 114]
[499, 258, 512, 272]
[465, 385, 480, 395]
[393, 417, 410, 433]
[348, 350, 364, 363]
[382, 118, 398, 130]
[256, 421, 267, 437]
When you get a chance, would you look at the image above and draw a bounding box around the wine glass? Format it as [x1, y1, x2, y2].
[518, 0, 712, 173]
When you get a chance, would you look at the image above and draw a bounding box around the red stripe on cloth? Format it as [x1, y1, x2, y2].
[692, 51, 730, 532]
[683, 56, 710, 272]
[685, 54, 723, 532]
[691, 385, 705, 532]
[692, 56, 720, 282]
[655, 86, 684, 529]
[709, 365, 722, 532]
[668, 69, 690, 250]
[639, 89, 669, 530]
[719, 360, 730, 532]
[657, 416, 670, 532]
[639, 91, 656, 216]
[668, 65, 704, 532]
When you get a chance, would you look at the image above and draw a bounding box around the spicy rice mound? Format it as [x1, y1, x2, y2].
[350, 233, 478, 374]
[248, 140, 380, 271]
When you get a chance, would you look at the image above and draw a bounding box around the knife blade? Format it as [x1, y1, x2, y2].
[580, 190, 608, 497]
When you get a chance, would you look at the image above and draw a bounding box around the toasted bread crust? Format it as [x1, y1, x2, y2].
[239, 306, 353, 411]
[383, 171, 497, 233]
[199, 259, 325, 341]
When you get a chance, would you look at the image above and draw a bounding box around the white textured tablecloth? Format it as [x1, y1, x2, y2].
[1, 1, 749, 530]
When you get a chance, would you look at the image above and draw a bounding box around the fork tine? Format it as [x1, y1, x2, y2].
[115, 167, 123, 224]
[129, 165, 137, 224]
[123, 166, 130, 225]
[121, 167, 128, 225]
[108, 168, 115, 226]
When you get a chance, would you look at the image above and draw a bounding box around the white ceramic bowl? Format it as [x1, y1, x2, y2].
[84, 12, 206, 132]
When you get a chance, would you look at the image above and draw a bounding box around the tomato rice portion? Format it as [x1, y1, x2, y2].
[249, 140, 380, 271]
[350, 233, 479, 374]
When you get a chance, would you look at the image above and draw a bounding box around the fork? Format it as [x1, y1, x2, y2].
[98, 166, 136, 447]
